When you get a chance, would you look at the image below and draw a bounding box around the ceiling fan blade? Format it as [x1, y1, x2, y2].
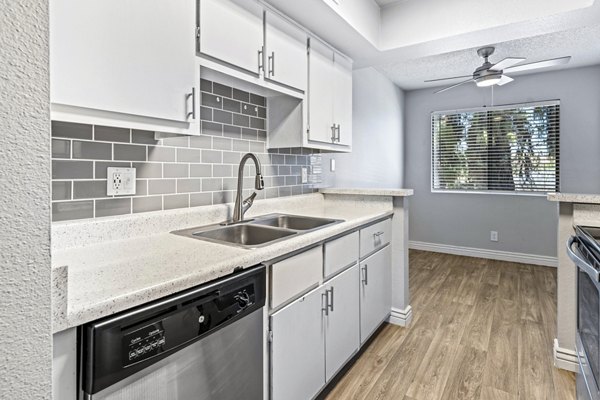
[435, 78, 474, 94]
[497, 75, 514, 86]
[424, 75, 472, 83]
[489, 57, 526, 71]
[503, 56, 571, 73]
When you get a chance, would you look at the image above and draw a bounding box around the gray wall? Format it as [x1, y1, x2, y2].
[405, 65, 600, 257]
[324, 67, 405, 188]
[0, 0, 52, 398]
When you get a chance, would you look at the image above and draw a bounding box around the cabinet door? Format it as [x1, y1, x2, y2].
[325, 264, 360, 381]
[333, 53, 353, 147]
[360, 245, 392, 343]
[50, 0, 196, 123]
[265, 11, 308, 92]
[271, 286, 326, 400]
[308, 38, 335, 144]
[198, 0, 264, 75]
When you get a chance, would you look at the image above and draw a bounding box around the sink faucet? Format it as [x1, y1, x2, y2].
[231, 153, 264, 224]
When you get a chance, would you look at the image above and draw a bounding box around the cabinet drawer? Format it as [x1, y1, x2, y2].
[271, 246, 323, 309]
[324, 232, 359, 278]
[360, 219, 391, 258]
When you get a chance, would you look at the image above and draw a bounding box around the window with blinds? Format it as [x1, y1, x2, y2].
[431, 101, 560, 194]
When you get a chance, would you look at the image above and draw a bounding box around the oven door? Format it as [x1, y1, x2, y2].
[568, 236, 600, 400]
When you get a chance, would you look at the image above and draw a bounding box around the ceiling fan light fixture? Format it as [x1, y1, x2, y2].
[475, 75, 502, 87]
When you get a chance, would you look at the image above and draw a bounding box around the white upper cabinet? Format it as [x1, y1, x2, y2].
[198, 0, 264, 75]
[308, 38, 336, 145]
[307, 37, 353, 149]
[50, 0, 197, 127]
[333, 53, 353, 147]
[264, 11, 308, 92]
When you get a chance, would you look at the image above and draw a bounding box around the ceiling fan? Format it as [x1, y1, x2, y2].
[427, 47, 571, 94]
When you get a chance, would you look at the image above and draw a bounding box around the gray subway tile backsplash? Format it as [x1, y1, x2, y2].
[95, 125, 130, 143]
[52, 200, 94, 221]
[52, 160, 93, 180]
[50, 79, 319, 221]
[52, 121, 93, 140]
[133, 196, 162, 213]
[52, 181, 72, 201]
[114, 144, 146, 161]
[95, 198, 131, 218]
[52, 139, 71, 159]
[72, 140, 112, 160]
[164, 194, 190, 210]
[73, 180, 108, 199]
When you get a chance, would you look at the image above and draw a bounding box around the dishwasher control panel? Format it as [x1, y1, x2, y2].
[123, 326, 166, 366]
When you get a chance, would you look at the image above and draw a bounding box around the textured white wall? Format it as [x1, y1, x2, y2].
[323, 67, 405, 188]
[0, 1, 52, 399]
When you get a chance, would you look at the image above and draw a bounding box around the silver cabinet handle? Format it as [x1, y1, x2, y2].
[327, 287, 334, 312]
[336, 124, 341, 142]
[257, 47, 264, 74]
[268, 51, 275, 76]
[567, 236, 600, 282]
[321, 292, 329, 316]
[331, 124, 337, 142]
[362, 265, 368, 285]
[187, 87, 196, 120]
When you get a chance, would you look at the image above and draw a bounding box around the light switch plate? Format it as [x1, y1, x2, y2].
[107, 167, 136, 196]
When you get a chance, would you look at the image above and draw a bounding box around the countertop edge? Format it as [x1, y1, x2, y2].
[547, 193, 600, 204]
[319, 188, 414, 197]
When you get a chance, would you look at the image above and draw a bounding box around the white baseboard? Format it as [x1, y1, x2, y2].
[553, 338, 579, 372]
[409, 241, 558, 267]
[388, 305, 413, 327]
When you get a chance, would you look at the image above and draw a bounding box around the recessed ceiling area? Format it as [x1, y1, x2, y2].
[376, 24, 600, 90]
[373, 0, 408, 7]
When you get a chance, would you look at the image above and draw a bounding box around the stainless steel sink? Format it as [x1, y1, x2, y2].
[251, 214, 340, 231]
[172, 213, 343, 249]
[173, 224, 297, 248]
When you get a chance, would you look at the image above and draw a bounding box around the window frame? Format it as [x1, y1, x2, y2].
[430, 100, 560, 196]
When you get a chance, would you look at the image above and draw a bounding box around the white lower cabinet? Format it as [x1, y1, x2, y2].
[270, 222, 391, 399]
[324, 264, 360, 381]
[270, 265, 360, 399]
[270, 286, 326, 400]
[360, 245, 392, 343]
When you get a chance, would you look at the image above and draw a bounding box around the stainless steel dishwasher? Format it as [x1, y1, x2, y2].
[80, 266, 266, 400]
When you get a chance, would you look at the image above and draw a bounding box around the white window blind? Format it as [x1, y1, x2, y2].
[431, 101, 560, 194]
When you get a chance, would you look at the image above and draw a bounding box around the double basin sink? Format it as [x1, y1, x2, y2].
[172, 213, 343, 249]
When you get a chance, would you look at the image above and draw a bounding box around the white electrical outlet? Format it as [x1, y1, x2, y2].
[301, 167, 308, 184]
[107, 167, 136, 196]
[490, 231, 498, 242]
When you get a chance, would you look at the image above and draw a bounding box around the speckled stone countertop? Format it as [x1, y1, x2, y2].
[547, 193, 600, 204]
[51, 193, 395, 333]
[320, 188, 414, 197]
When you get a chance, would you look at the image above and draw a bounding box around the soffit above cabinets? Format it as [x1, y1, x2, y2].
[264, 0, 600, 86]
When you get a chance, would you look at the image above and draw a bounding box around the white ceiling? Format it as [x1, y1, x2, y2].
[376, 24, 600, 90]
[373, 0, 407, 7]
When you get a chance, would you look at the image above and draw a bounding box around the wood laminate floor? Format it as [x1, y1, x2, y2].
[326, 250, 576, 400]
